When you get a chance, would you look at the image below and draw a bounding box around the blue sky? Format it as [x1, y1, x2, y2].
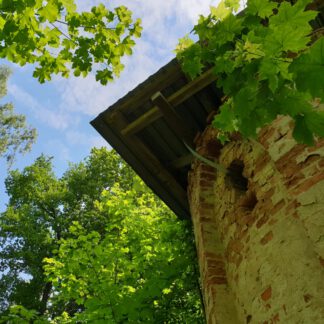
[0, 0, 220, 211]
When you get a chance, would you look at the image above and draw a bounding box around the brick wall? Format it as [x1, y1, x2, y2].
[188, 116, 324, 323]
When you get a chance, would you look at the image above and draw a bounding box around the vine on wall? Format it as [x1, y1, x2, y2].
[176, 0, 324, 145]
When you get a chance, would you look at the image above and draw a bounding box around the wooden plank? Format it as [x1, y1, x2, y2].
[107, 111, 189, 213]
[151, 92, 196, 146]
[90, 116, 190, 219]
[107, 59, 182, 115]
[169, 154, 194, 169]
[121, 68, 217, 136]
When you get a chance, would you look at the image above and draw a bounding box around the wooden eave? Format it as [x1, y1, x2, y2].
[91, 2, 324, 219]
[91, 59, 222, 219]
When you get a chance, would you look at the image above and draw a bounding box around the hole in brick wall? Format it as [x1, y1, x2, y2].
[227, 160, 248, 192]
[239, 191, 258, 211]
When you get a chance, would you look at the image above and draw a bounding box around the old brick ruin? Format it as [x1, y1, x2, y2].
[188, 116, 324, 323]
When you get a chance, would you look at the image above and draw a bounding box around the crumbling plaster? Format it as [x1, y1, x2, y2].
[188, 116, 324, 323]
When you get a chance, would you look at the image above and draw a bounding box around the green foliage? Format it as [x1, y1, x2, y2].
[176, 0, 324, 145]
[0, 149, 204, 322]
[44, 182, 203, 323]
[0, 66, 36, 166]
[0, 1, 142, 85]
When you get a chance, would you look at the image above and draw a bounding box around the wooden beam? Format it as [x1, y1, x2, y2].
[121, 68, 217, 136]
[151, 92, 196, 146]
[106, 59, 183, 115]
[107, 111, 189, 212]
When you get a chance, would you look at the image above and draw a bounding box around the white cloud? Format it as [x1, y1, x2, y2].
[8, 82, 75, 130]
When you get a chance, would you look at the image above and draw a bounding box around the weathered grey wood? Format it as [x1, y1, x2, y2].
[121, 68, 217, 136]
[106, 60, 183, 115]
[106, 111, 189, 213]
[151, 92, 196, 146]
[91, 117, 190, 218]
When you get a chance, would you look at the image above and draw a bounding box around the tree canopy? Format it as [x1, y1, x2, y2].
[0, 148, 204, 323]
[0, 0, 142, 84]
[0, 66, 36, 165]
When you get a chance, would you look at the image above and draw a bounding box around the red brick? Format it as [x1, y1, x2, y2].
[236, 228, 249, 240]
[258, 126, 276, 148]
[199, 216, 213, 223]
[264, 187, 275, 199]
[285, 200, 300, 213]
[247, 215, 257, 227]
[319, 257, 324, 268]
[271, 199, 285, 215]
[200, 164, 216, 173]
[318, 159, 324, 168]
[204, 252, 220, 259]
[200, 202, 214, 209]
[271, 313, 279, 323]
[255, 155, 271, 173]
[228, 240, 244, 253]
[269, 218, 278, 225]
[256, 215, 269, 228]
[200, 172, 217, 181]
[261, 286, 272, 301]
[199, 179, 213, 187]
[207, 260, 226, 275]
[207, 276, 227, 285]
[292, 172, 324, 195]
[285, 172, 304, 187]
[260, 231, 274, 245]
[275, 145, 306, 172]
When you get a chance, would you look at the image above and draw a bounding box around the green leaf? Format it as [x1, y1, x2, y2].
[38, 2, 59, 22]
[246, 0, 278, 19]
[212, 100, 238, 132]
[213, 13, 243, 45]
[269, 0, 317, 30]
[179, 44, 203, 79]
[224, 0, 240, 11]
[305, 111, 324, 138]
[259, 58, 279, 92]
[289, 38, 324, 100]
[60, 0, 76, 14]
[210, 1, 231, 21]
[293, 114, 314, 145]
[96, 68, 113, 85]
[214, 51, 235, 74]
[266, 25, 310, 53]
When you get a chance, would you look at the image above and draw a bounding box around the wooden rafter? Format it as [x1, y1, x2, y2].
[121, 68, 217, 136]
[151, 92, 196, 146]
[106, 111, 189, 214]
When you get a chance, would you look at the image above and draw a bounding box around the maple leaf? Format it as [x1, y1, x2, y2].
[293, 114, 314, 145]
[290, 38, 324, 100]
[210, 1, 231, 21]
[246, 0, 278, 19]
[224, 0, 240, 11]
[212, 100, 238, 133]
[269, 0, 317, 31]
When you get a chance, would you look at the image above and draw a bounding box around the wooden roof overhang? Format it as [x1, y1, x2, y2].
[91, 59, 222, 219]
